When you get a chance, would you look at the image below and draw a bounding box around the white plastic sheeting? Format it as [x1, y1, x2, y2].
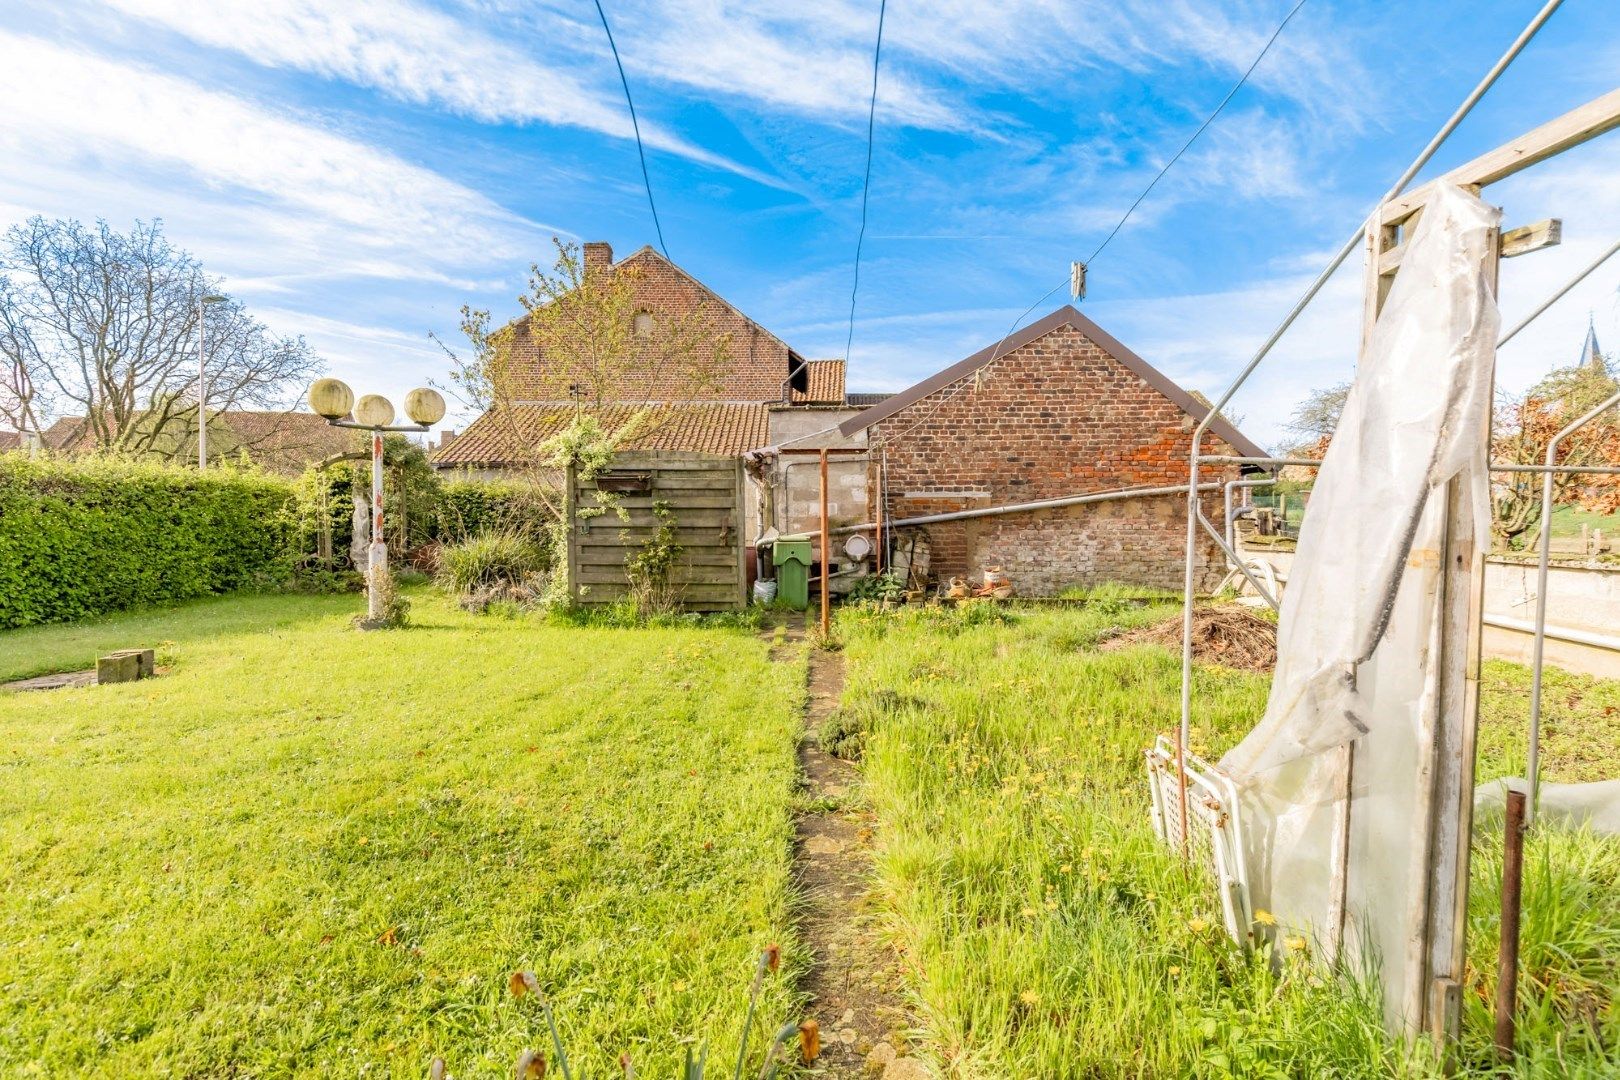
[1476, 777, 1620, 836]
[1218, 183, 1502, 1026]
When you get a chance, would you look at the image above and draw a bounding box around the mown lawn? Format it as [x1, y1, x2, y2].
[839, 601, 1620, 1077]
[0, 591, 804, 1076]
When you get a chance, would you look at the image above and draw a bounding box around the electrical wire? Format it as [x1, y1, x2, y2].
[1086, 0, 1310, 266]
[873, 0, 1311, 447]
[593, 0, 668, 260]
[844, 0, 889, 368]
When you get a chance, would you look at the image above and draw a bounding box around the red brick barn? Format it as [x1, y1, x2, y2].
[839, 306, 1266, 594]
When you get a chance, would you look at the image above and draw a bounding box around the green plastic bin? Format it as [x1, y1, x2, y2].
[772, 535, 813, 610]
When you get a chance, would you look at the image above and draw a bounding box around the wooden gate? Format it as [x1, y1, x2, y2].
[565, 451, 747, 611]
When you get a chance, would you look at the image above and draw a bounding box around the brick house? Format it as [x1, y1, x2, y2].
[838, 305, 1266, 593]
[432, 242, 846, 480]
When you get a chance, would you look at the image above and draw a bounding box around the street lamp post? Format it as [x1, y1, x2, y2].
[197, 294, 227, 469]
[307, 379, 446, 624]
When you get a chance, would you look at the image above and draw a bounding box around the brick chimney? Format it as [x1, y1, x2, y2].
[583, 241, 613, 278]
[439, 429, 457, 451]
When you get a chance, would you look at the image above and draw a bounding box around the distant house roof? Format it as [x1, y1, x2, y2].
[33, 411, 363, 473]
[789, 359, 846, 404]
[837, 305, 1268, 460]
[432, 403, 771, 468]
[846, 392, 890, 407]
[0, 430, 20, 451]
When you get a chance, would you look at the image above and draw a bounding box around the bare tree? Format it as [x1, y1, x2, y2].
[0, 217, 320, 458]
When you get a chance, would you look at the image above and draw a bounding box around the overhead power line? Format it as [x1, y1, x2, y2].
[844, 0, 889, 368]
[593, 0, 668, 260]
[877, 0, 1312, 445]
[1086, 0, 1310, 265]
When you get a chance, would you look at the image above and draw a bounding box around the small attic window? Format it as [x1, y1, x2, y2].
[633, 311, 654, 338]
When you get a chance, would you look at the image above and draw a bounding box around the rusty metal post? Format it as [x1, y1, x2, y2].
[368, 429, 387, 623]
[874, 450, 884, 575]
[819, 447, 830, 637]
[1495, 788, 1527, 1060]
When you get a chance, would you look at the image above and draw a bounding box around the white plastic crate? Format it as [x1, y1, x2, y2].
[1145, 734, 1253, 944]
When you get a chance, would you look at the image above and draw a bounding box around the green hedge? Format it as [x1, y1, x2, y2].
[431, 479, 546, 543]
[0, 456, 297, 629]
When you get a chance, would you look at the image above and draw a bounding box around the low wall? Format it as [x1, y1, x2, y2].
[1238, 544, 1620, 678]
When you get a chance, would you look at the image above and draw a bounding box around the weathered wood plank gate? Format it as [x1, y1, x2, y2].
[565, 451, 748, 611]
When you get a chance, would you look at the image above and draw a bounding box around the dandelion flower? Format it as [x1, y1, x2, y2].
[1188, 917, 1209, 934]
[1253, 909, 1277, 927]
[1167, 966, 1182, 977]
[1285, 936, 1308, 952]
[1019, 989, 1040, 1005]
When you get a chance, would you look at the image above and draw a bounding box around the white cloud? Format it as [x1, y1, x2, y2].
[0, 30, 543, 282]
[102, 0, 783, 186]
[590, 0, 1372, 131]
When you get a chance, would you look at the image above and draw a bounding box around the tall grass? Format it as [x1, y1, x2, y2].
[840, 602, 1619, 1077]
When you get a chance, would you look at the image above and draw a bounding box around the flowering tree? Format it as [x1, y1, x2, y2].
[1491, 358, 1620, 548]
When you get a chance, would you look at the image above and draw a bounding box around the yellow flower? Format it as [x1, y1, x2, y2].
[672, 979, 688, 992]
[1059, 864, 1073, 874]
[1019, 989, 1040, 1005]
[1253, 909, 1277, 927]
[1167, 966, 1182, 977]
[1284, 936, 1307, 952]
[1188, 917, 1209, 934]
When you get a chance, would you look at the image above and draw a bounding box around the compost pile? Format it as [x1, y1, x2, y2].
[1104, 606, 1277, 672]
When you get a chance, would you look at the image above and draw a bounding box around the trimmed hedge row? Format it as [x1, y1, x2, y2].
[0, 457, 297, 629]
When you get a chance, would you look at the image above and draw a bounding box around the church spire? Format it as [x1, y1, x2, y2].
[1580, 314, 1604, 370]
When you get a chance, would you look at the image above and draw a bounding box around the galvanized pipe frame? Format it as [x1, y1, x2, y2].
[1525, 388, 1620, 823]
[1224, 476, 1278, 553]
[1170, 0, 1576, 1045]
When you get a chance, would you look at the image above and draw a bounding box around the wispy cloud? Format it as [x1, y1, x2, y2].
[0, 29, 542, 282]
[102, 0, 784, 186]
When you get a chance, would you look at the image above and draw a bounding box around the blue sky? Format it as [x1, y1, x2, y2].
[2, 0, 1617, 447]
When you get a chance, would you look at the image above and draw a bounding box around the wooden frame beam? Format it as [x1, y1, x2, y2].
[1381, 87, 1620, 225]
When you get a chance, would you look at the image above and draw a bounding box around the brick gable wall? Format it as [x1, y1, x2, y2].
[505, 248, 793, 403]
[874, 323, 1241, 593]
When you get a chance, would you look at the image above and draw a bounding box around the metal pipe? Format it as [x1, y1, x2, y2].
[1224, 476, 1277, 553]
[369, 429, 386, 624]
[1495, 787, 1527, 1060]
[1498, 237, 1620, 347]
[1203, 455, 1620, 476]
[1527, 388, 1620, 822]
[819, 447, 830, 638]
[875, 448, 885, 575]
[832, 481, 1221, 533]
[1196, 508, 1280, 611]
[1485, 613, 1620, 653]
[197, 296, 208, 471]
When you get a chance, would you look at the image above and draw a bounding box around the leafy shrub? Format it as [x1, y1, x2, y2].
[0, 455, 295, 629]
[436, 528, 551, 612]
[436, 529, 547, 591]
[847, 570, 906, 604]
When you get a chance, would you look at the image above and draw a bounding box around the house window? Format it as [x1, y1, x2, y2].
[633, 311, 654, 338]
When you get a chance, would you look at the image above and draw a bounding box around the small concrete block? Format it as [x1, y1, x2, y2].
[107, 648, 155, 679]
[97, 652, 142, 684]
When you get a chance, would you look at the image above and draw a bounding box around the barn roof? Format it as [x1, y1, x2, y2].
[432, 402, 771, 468]
[837, 305, 1267, 460]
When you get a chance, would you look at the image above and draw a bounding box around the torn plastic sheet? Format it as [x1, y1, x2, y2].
[1215, 183, 1501, 1028]
[1220, 182, 1500, 782]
